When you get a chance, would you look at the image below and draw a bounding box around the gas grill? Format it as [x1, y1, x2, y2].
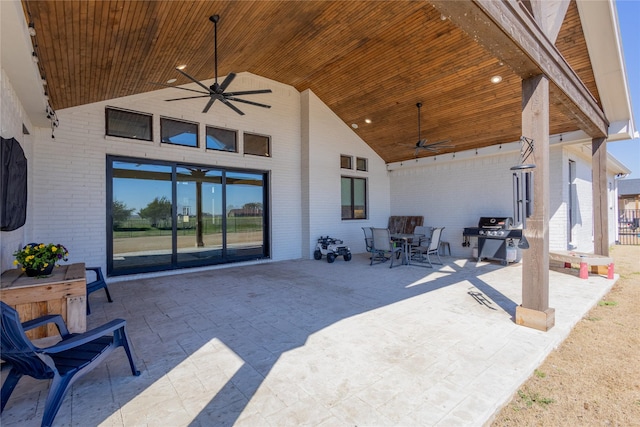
[462, 217, 522, 265]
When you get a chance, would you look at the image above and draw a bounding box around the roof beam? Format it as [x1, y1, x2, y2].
[430, 0, 608, 138]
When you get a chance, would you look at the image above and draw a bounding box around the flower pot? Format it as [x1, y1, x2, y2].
[25, 264, 55, 277]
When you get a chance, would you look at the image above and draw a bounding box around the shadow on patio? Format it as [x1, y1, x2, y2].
[1, 253, 615, 426]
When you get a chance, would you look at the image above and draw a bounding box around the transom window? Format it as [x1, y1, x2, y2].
[105, 107, 152, 141]
[244, 132, 271, 157]
[356, 157, 368, 171]
[206, 126, 237, 152]
[340, 155, 352, 169]
[161, 117, 198, 147]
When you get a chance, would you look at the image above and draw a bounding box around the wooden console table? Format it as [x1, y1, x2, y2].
[1, 263, 86, 339]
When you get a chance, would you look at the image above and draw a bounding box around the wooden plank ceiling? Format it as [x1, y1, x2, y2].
[23, 0, 600, 164]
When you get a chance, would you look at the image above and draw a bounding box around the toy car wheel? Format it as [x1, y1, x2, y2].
[344, 253, 352, 261]
[314, 250, 322, 260]
[327, 253, 336, 263]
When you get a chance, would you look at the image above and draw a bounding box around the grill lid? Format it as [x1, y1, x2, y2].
[478, 217, 513, 229]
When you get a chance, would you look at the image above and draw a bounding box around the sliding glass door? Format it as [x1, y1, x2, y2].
[226, 172, 265, 258]
[111, 162, 173, 271]
[108, 157, 269, 276]
[176, 167, 223, 265]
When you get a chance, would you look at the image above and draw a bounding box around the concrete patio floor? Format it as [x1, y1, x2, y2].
[1, 253, 617, 426]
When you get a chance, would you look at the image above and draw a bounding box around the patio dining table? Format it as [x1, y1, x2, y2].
[391, 233, 425, 265]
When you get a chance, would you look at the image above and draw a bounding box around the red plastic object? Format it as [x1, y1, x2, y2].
[579, 261, 588, 279]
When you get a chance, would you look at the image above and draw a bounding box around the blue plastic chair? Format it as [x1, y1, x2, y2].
[0, 301, 140, 427]
[86, 266, 113, 315]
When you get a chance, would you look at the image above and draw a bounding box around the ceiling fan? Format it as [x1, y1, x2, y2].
[414, 102, 452, 157]
[154, 15, 271, 115]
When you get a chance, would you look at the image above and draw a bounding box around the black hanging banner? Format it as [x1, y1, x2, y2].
[1, 136, 28, 231]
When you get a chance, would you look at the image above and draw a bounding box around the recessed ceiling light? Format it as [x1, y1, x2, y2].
[491, 75, 503, 84]
[167, 78, 177, 84]
[364, 118, 372, 124]
[351, 123, 358, 129]
[176, 64, 187, 70]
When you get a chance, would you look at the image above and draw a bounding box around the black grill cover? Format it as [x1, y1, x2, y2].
[1, 137, 27, 231]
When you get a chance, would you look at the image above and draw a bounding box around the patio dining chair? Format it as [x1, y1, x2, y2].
[362, 227, 374, 258]
[370, 227, 403, 268]
[408, 226, 432, 262]
[0, 301, 140, 427]
[410, 227, 445, 267]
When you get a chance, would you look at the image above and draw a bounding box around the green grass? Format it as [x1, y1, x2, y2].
[517, 389, 555, 407]
[534, 369, 546, 378]
[598, 300, 618, 307]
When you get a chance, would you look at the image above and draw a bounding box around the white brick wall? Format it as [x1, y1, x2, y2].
[303, 90, 391, 257]
[24, 73, 304, 271]
[389, 150, 520, 257]
[0, 69, 34, 272]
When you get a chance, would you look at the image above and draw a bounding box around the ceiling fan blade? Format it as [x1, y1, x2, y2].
[175, 68, 212, 93]
[202, 97, 217, 113]
[226, 97, 271, 109]
[149, 82, 209, 95]
[420, 139, 453, 150]
[165, 94, 211, 101]
[225, 89, 272, 96]
[221, 98, 245, 115]
[218, 72, 236, 93]
[430, 139, 452, 146]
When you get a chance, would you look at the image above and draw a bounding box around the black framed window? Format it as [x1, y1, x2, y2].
[341, 176, 367, 220]
[244, 132, 270, 157]
[161, 117, 198, 147]
[340, 155, 352, 169]
[206, 126, 237, 152]
[356, 157, 368, 171]
[105, 107, 152, 141]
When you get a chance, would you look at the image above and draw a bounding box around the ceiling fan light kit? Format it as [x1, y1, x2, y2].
[156, 15, 272, 115]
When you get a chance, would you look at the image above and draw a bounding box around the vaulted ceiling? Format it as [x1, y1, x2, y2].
[22, 0, 601, 164]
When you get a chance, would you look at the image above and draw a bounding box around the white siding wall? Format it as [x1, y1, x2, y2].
[302, 90, 390, 257]
[567, 148, 595, 251]
[389, 144, 609, 257]
[608, 174, 619, 244]
[0, 69, 34, 272]
[25, 73, 303, 271]
[548, 146, 568, 250]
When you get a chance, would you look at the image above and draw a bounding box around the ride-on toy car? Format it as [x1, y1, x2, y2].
[314, 236, 352, 263]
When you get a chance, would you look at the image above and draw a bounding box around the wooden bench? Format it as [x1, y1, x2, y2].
[387, 216, 423, 235]
[548, 251, 614, 279]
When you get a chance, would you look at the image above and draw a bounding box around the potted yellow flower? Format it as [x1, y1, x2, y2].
[13, 243, 69, 277]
